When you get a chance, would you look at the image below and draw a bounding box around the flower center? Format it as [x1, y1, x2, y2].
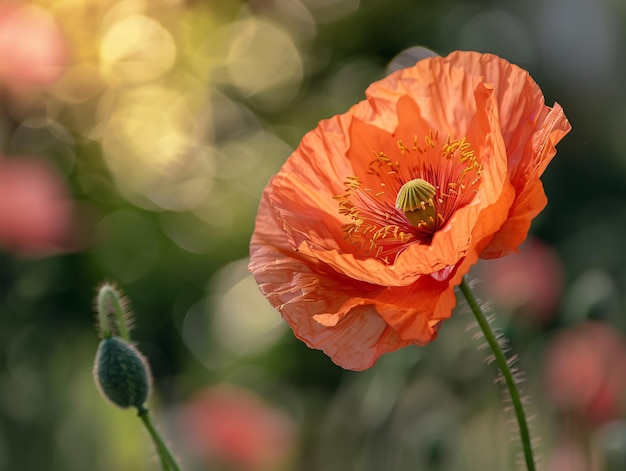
[336, 130, 482, 264]
[395, 178, 437, 230]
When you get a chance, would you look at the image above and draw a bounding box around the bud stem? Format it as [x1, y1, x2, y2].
[138, 407, 183, 471]
[459, 277, 536, 471]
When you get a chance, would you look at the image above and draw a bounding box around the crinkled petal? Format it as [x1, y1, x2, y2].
[368, 51, 549, 156]
[251, 184, 495, 368]
[482, 104, 571, 258]
[250, 190, 417, 370]
[369, 51, 570, 256]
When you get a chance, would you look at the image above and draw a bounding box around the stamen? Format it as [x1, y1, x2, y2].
[336, 129, 483, 264]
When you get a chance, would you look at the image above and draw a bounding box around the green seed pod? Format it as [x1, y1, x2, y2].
[395, 178, 438, 229]
[94, 336, 152, 410]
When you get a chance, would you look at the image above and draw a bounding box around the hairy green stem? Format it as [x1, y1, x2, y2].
[459, 277, 536, 471]
[138, 407, 182, 471]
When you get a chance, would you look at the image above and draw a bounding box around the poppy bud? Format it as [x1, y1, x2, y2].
[395, 178, 437, 228]
[94, 336, 152, 411]
[95, 282, 132, 341]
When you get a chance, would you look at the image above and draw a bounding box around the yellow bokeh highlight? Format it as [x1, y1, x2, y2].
[51, 64, 106, 104]
[15, 0, 305, 214]
[226, 17, 303, 106]
[99, 14, 177, 85]
[212, 259, 286, 356]
[99, 84, 215, 210]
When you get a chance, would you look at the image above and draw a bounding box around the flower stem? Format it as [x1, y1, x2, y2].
[459, 277, 536, 471]
[137, 407, 182, 471]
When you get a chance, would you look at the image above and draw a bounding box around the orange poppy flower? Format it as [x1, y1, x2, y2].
[249, 51, 570, 370]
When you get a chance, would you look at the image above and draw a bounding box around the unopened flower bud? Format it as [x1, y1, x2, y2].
[94, 336, 152, 411]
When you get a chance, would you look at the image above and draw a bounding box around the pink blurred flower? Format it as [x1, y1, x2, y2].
[476, 237, 563, 324]
[547, 439, 596, 471]
[545, 321, 626, 426]
[180, 385, 296, 471]
[0, 157, 73, 256]
[0, 2, 68, 90]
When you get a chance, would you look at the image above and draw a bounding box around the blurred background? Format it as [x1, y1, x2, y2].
[0, 0, 625, 470]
